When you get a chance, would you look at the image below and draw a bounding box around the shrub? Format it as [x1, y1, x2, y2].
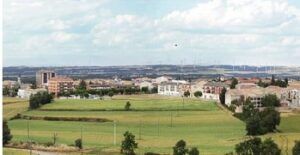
[3, 120, 13, 145]
[75, 138, 82, 149]
[173, 140, 188, 155]
[121, 131, 138, 155]
[293, 141, 300, 155]
[125, 101, 131, 111]
[194, 91, 202, 98]
[188, 147, 200, 155]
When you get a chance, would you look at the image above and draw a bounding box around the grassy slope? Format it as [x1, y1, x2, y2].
[3, 97, 29, 120]
[5, 95, 300, 154]
[9, 110, 245, 155]
[40, 97, 216, 111]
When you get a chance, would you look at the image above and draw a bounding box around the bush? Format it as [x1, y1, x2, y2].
[75, 138, 82, 149]
[121, 131, 138, 155]
[235, 137, 280, 155]
[125, 101, 131, 111]
[188, 147, 199, 155]
[173, 140, 188, 155]
[3, 120, 13, 145]
[144, 152, 160, 155]
[194, 91, 202, 98]
[293, 140, 300, 155]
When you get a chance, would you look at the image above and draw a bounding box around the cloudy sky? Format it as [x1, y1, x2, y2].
[3, 0, 300, 66]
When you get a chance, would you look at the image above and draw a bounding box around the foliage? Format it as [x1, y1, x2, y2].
[260, 138, 281, 155]
[29, 92, 53, 109]
[245, 107, 280, 135]
[108, 91, 114, 98]
[261, 94, 280, 107]
[219, 87, 227, 105]
[121, 131, 138, 155]
[257, 79, 269, 88]
[3, 120, 13, 145]
[270, 75, 288, 88]
[141, 87, 149, 94]
[173, 140, 188, 155]
[3, 87, 10, 96]
[292, 140, 300, 155]
[75, 138, 82, 149]
[184, 91, 191, 97]
[151, 87, 158, 93]
[230, 78, 238, 89]
[188, 147, 200, 155]
[125, 101, 131, 111]
[235, 137, 280, 155]
[193, 91, 202, 98]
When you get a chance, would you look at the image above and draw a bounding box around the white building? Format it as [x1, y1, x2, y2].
[138, 81, 154, 90]
[158, 81, 190, 96]
[17, 88, 47, 99]
[153, 76, 172, 84]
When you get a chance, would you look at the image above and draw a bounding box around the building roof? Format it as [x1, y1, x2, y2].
[227, 86, 283, 97]
[49, 76, 73, 82]
[204, 82, 229, 88]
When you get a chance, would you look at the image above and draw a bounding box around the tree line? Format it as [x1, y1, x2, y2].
[29, 92, 54, 109]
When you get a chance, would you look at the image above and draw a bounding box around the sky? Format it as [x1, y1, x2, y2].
[3, 0, 300, 66]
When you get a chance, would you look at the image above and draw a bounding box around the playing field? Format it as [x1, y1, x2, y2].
[4, 95, 300, 154]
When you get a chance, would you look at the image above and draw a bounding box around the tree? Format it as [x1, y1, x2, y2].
[173, 140, 188, 155]
[219, 87, 226, 104]
[29, 94, 40, 109]
[230, 78, 238, 89]
[78, 80, 87, 90]
[271, 75, 276, 85]
[121, 131, 138, 155]
[246, 113, 262, 135]
[188, 147, 199, 155]
[284, 78, 289, 86]
[3, 120, 12, 145]
[184, 91, 190, 97]
[292, 140, 300, 155]
[125, 101, 131, 111]
[3, 87, 9, 96]
[235, 137, 280, 155]
[194, 91, 202, 98]
[261, 94, 280, 107]
[259, 107, 280, 133]
[75, 138, 82, 149]
[141, 87, 149, 94]
[235, 137, 262, 155]
[151, 87, 158, 94]
[108, 91, 114, 99]
[261, 138, 281, 155]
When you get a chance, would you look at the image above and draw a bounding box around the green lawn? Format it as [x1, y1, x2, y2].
[5, 95, 300, 154]
[40, 96, 217, 111]
[3, 97, 29, 120]
[9, 110, 245, 155]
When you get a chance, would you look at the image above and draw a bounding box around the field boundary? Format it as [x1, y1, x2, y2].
[12, 114, 113, 123]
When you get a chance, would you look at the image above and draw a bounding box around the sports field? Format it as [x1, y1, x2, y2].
[3, 95, 300, 154]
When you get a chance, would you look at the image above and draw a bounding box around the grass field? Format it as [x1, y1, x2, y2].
[3, 97, 29, 120]
[4, 95, 300, 154]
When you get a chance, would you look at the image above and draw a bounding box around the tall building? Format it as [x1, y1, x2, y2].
[48, 76, 74, 96]
[36, 70, 56, 88]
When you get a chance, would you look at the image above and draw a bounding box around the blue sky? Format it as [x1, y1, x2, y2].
[3, 0, 300, 66]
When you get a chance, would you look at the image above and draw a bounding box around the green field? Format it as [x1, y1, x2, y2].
[3, 97, 28, 120]
[4, 95, 300, 154]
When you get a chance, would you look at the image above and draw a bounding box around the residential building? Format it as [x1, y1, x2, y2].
[48, 76, 74, 96]
[203, 82, 229, 100]
[17, 88, 47, 99]
[158, 81, 190, 96]
[225, 86, 283, 108]
[191, 80, 206, 97]
[235, 83, 258, 89]
[154, 76, 172, 84]
[36, 70, 56, 88]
